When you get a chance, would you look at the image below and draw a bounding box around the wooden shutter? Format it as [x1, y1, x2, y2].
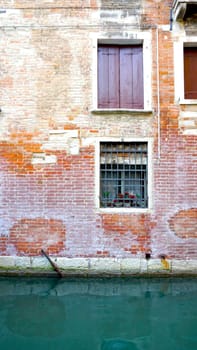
[98, 44, 143, 109]
[120, 46, 143, 109]
[98, 46, 119, 108]
[184, 47, 197, 99]
[131, 46, 144, 109]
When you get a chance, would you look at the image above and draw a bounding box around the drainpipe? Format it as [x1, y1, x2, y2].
[156, 26, 161, 161]
[170, 9, 173, 31]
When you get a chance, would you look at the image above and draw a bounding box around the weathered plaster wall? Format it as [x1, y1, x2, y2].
[0, 0, 196, 272]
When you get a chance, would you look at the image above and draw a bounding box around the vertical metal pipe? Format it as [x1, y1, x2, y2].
[170, 9, 173, 31]
[156, 26, 161, 161]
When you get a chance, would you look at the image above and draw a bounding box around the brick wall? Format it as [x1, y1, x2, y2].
[0, 0, 196, 263]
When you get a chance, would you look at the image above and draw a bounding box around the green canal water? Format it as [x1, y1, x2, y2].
[0, 277, 196, 350]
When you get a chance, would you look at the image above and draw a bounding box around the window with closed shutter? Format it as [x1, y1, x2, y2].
[98, 45, 144, 109]
[184, 47, 197, 99]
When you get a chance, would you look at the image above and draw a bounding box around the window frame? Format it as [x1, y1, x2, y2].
[174, 39, 197, 104]
[92, 33, 152, 112]
[95, 137, 153, 212]
[184, 45, 197, 100]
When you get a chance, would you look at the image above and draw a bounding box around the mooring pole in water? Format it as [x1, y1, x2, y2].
[41, 249, 63, 278]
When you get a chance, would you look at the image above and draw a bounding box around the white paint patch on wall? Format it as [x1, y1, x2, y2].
[31, 153, 57, 164]
[42, 129, 79, 153]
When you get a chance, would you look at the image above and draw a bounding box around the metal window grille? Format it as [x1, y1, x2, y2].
[100, 142, 148, 208]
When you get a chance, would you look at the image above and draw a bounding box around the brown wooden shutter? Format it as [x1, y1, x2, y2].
[132, 46, 144, 109]
[184, 47, 197, 99]
[98, 46, 119, 108]
[120, 46, 143, 109]
[98, 45, 143, 109]
[108, 47, 120, 108]
[98, 46, 109, 108]
[120, 47, 132, 108]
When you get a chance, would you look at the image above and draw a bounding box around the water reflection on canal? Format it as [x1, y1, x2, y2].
[0, 277, 196, 350]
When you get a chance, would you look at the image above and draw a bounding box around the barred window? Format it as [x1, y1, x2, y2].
[100, 142, 148, 208]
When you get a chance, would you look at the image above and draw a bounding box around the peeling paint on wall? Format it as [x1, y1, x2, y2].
[169, 208, 197, 239]
[9, 218, 66, 255]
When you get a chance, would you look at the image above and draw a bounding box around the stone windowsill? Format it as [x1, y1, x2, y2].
[179, 99, 197, 105]
[98, 207, 151, 214]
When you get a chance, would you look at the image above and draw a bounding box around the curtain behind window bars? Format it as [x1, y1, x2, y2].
[100, 142, 148, 208]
